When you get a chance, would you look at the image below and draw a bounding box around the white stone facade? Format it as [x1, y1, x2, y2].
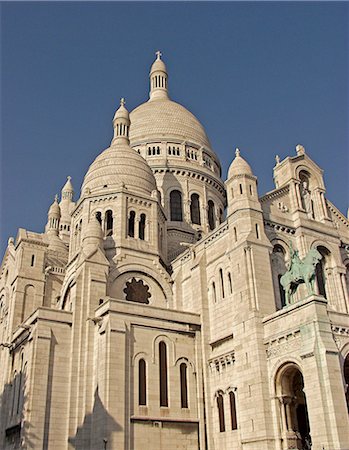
[0, 53, 348, 450]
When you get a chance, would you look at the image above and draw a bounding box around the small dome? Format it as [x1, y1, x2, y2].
[62, 176, 74, 195]
[82, 144, 156, 196]
[228, 149, 253, 178]
[113, 98, 129, 121]
[48, 195, 61, 218]
[150, 55, 167, 74]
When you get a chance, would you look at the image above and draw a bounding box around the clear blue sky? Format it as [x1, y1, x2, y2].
[1, 2, 348, 255]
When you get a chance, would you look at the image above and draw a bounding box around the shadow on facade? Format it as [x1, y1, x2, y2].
[68, 387, 121, 450]
[0, 371, 37, 449]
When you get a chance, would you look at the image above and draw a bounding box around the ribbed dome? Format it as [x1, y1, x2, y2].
[228, 149, 253, 178]
[81, 143, 157, 196]
[129, 99, 212, 149]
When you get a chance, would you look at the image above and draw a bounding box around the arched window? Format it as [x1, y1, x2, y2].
[139, 359, 147, 406]
[159, 341, 168, 407]
[239, 184, 243, 195]
[190, 194, 201, 225]
[255, 223, 260, 239]
[128, 211, 135, 237]
[139, 214, 146, 240]
[228, 272, 233, 294]
[212, 282, 217, 303]
[30, 255, 35, 267]
[105, 210, 113, 236]
[180, 363, 188, 408]
[96, 211, 102, 224]
[217, 393, 225, 432]
[219, 268, 225, 298]
[234, 227, 237, 242]
[170, 190, 183, 221]
[229, 391, 237, 430]
[208, 200, 215, 231]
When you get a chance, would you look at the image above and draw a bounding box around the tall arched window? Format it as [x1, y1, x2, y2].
[228, 272, 233, 294]
[190, 193, 201, 225]
[138, 359, 147, 406]
[105, 210, 113, 236]
[30, 255, 35, 267]
[212, 282, 217, 303]
[217, 393, 225, 432]
[208, 200, 215, 231]
[139, 214, 146, 240]
[159, 341, 168, 407]
[229, 391, 237, 430]
[128, 211, 135, 237]
[170, 190, 183, 221]
[180, 363, 188, 408]
[219, 268, 225, 298]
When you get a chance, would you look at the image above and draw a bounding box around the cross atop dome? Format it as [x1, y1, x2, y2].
[155, 50, 162, 60]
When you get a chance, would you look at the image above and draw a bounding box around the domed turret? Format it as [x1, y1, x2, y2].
[149, 50, 169, 101]
[112, 98, 131, 145]
[46, 195, 61, 234]
[228, 148, 253, 178]
[82, 215, 104, 254]
[226, 149, 260, 217]
[59, 176, 75, 244]
[81, 99, 157, 197]
[45, 195, 68, 253]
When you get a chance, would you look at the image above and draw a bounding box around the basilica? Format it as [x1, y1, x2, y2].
[0, 53, 348, 450]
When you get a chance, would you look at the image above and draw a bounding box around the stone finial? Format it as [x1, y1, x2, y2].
[235, 148, 240, 157]
[155, 50, 162, 60]
[54, 194, 58, 202]
[120, 97, 126, 107]
[275, 155, 280, 165]
[8, 237, 14, 246]
[296, 144, 305, 155]
[67, 176, 71, 181]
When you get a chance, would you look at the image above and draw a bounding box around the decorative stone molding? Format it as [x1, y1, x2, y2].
[208, 351, 235, 373]
[264, 220, 296, 235]
[265, 330, 301, 359]
[327, 202, 349, 228]
[260, 186, 290, 203]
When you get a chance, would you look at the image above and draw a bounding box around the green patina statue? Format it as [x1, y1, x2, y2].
[280, 243, 322, 306]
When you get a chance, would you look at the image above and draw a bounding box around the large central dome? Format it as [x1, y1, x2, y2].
[129, 51, 214, 154]
[130, 99, 212, 149]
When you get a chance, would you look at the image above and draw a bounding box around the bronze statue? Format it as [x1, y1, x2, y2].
[280, 244, 322, 305]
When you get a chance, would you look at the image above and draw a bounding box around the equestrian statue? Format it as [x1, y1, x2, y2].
[280, 243, 322, 306]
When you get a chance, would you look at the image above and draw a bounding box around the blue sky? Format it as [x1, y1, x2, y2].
[1, 2, 348, 255]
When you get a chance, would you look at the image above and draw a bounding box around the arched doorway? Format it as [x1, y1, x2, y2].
[276, 364, 311, 449]
[344, 354, 349, 412]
